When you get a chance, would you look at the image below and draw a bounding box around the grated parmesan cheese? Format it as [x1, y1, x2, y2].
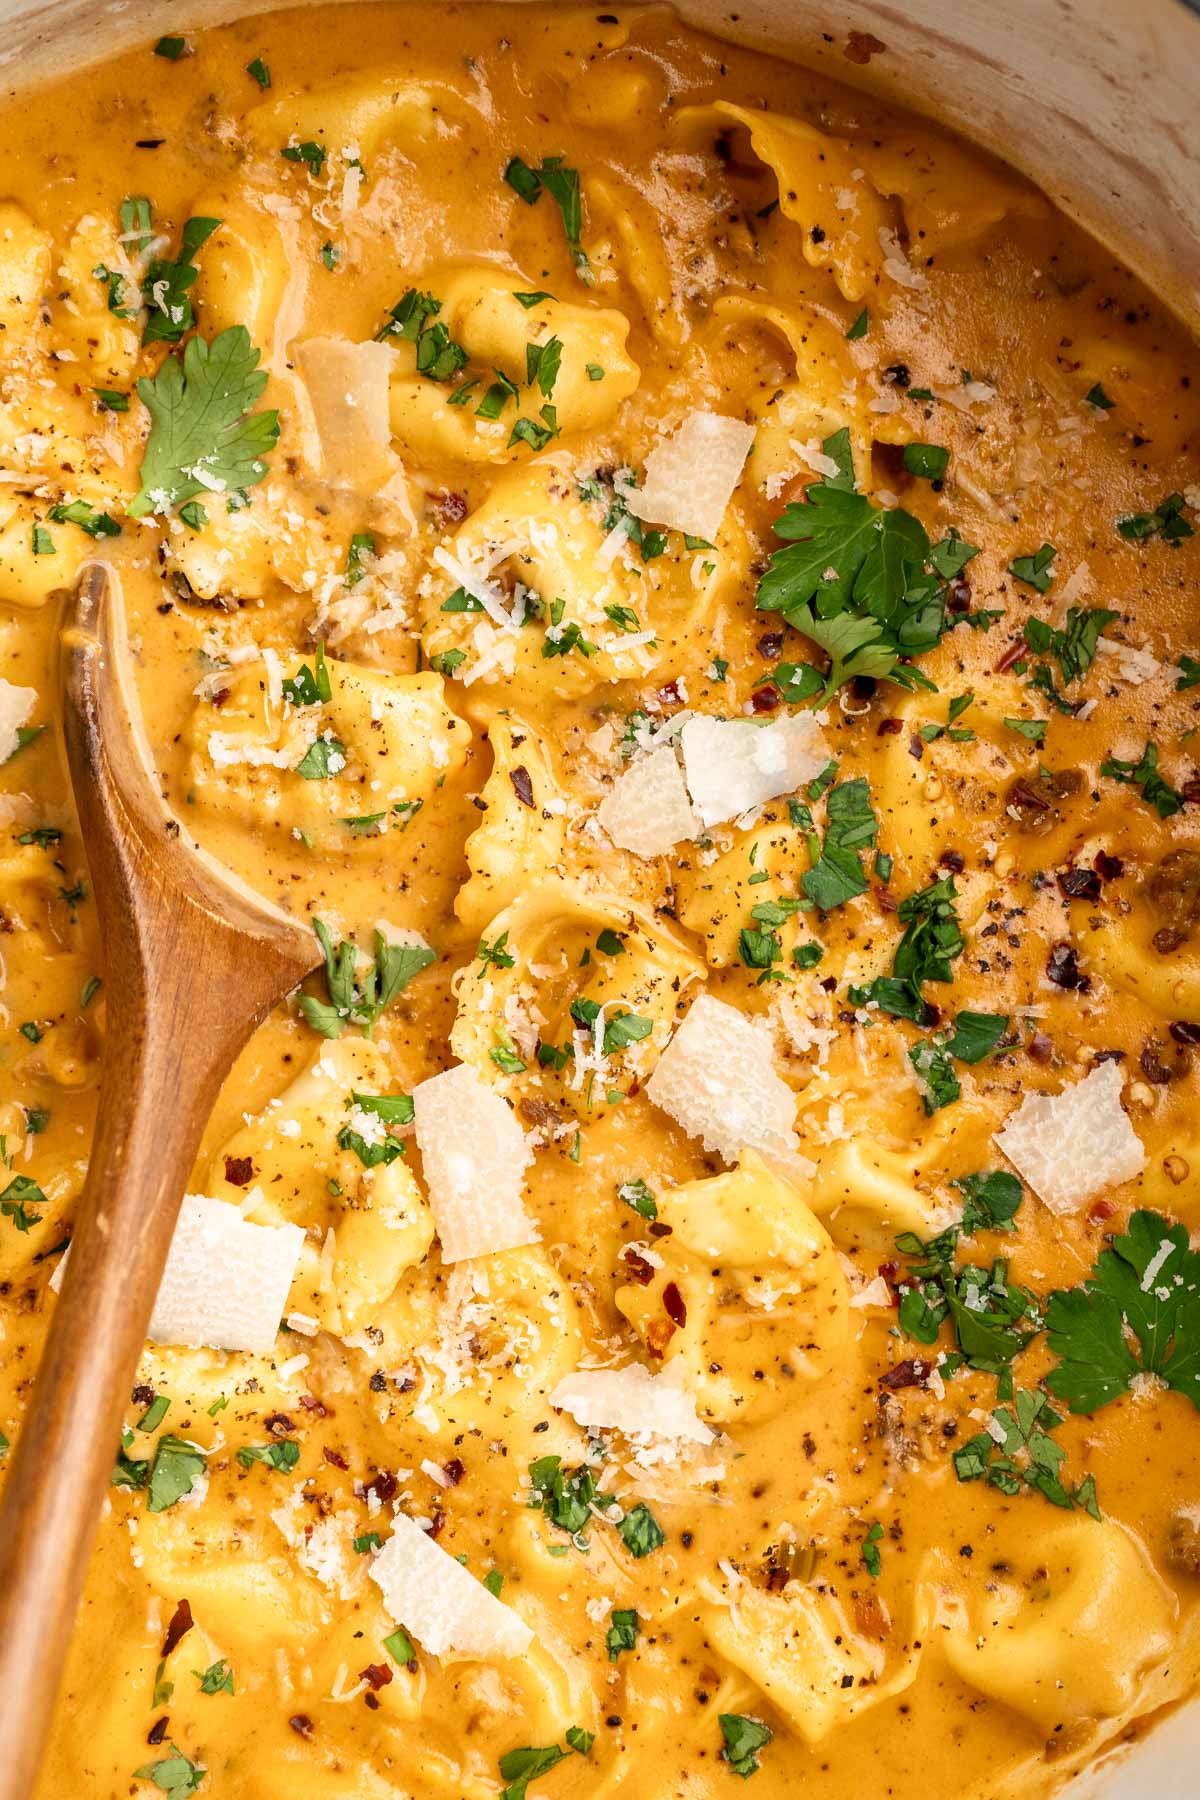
[621, 412, 755, 541]
[645, 992, 809, 1171]
[411, 1063, 538, 1261]
[679, 713, 828, 828]
[550, 1362, 713, 1445]
[370, 1513, 534, 1660]
[147, 1194, 304, 1353]
[993, 1059, 1147, 1214]
[0, 678, 37, 764]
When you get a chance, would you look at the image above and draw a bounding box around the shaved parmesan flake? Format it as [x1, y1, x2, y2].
[294, 337, 399, 490]
[550, 1363, 713, 1444]
[598, 744, 699, 857]
[370, 1512, 533, 1660]
[0, 679, 36, 764]
[993, 1059, 1146, 1214]
[680, 713, 828, 828]
[622, 412, 755, 541]
[412, 1063, 537, 1261]
[646, 993, 808, 1171]
[148, 1194, 304, 1353]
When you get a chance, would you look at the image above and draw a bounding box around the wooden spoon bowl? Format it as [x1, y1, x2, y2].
[0, 564, 319, 1799]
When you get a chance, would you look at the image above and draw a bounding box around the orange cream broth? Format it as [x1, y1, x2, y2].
[0, 3, 1195, 1797]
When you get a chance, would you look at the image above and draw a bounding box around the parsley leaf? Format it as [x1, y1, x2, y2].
[503, 154, 591, 281]
[128, 327, 279, 518]
[802, 777, 878, 909]
[1099, 740, 1183, 818]
[142, 216, 221, 345]
[1023, 607, 1118, 685]
[719, 1714, 772, 1779]
[606, 1607, 639, 1660]
[299, 919, 435, 1039]
[236, 1439, 300, 1473]
[953, 1387, 1099, 1515]
[133, 1744, 206, 1798]
[1045, 1210, 1200, 1413]
[1009, 543, 1057, 592]
[1117, 492, 1194, 544]
[147, 1436, 207, 1512]
[756, 431, 950, 692]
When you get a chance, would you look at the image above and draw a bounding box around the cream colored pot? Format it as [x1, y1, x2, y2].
[0, 0, 1196, 1792]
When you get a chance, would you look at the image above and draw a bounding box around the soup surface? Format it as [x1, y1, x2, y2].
[0, 5, 1197, 1796]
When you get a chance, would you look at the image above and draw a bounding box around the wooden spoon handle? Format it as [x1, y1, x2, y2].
[0, 569, 316, 1799]
[0, 996, 256, 1800]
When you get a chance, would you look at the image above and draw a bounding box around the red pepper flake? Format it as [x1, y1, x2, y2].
[359, 1662, 393, 1691]
[994, 638, 1025, 674]
[147, 1716, 169, 1746]
[299, 1394, 329, 1415]
[509, 765, 534, 808]
[663, 1281, 687, 1328]
[875, 886, 898, 914]
[223, 1154, 255, 1187]
[844, 30, 886, 65]
[289, 1714, 315, 1738]
[877, 718, 903, 737]
[1094, 850, 1124, 882]
[879, 1358, 933, 1391]
[442, 1457, 465, 1486]
[646, 1317, 677, 1359]
[750, 685, 781, 713]
[756, 631, 784, 660]
[1170, 1020, 1200, 1046]
[1028, 1031, 1054, 1064]
[656, 680, 684, 708]
[427, 1509, 446, 1539]
[1087, 1199, 1116, 1226]
[368, 1469, 398, 1503]
[323, 1446, 349, 1471]
[209, 686, 231, 709]
[431, 489, 467, 524]
[161, 1597, 193, 1658]
[131, 1383, 156, 1408]
[263, 1412, 295, 1437]
[620, 1248, 655, 1286]
[364, 1692, 381, 1710]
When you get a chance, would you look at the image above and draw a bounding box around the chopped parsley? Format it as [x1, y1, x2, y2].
[801, 777, 878, 910]
[193, 1659, 234, 1696]
[281, 140, 328, 176]
[1009, 543, 1057, 593]
[375, 288, 468, 382]
[503, 154, 591, 281]
[1, 1174, 46, 1233]
[142, 215, 221, 345]
[236, 1439, 300, 1474]
[719, 1714, 772, 1779]
[247, 56, 271, 88]
[606, 1607, 639, 1660]
[903, 441, 949, 482]
[861, 1519, 883, 1578]
[48, 499, 120, 539]
[953, 1387, 1099, 1515]
[133, 1744, 206, 1797]
[617, 1178, 657, 1221]
[1099, 740, 1183, 818]
[1117, 492, 1194, 544]
[300, 919, 436, 1039]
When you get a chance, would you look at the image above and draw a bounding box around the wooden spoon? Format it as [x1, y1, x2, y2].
[0, 565, 319, 1799]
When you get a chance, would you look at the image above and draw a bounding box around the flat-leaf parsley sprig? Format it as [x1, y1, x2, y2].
[128, 325, 279, 518]
[1045, 1210, 1200, 1414]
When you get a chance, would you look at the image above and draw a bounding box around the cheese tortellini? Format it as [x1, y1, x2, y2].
[208, 1037, 434, 1333]
[616, 1152, 852, 1421]
[187, 654, 468, 845]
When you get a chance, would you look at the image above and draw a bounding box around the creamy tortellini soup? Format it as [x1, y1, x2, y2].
[1, 4, 1199, 1796]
